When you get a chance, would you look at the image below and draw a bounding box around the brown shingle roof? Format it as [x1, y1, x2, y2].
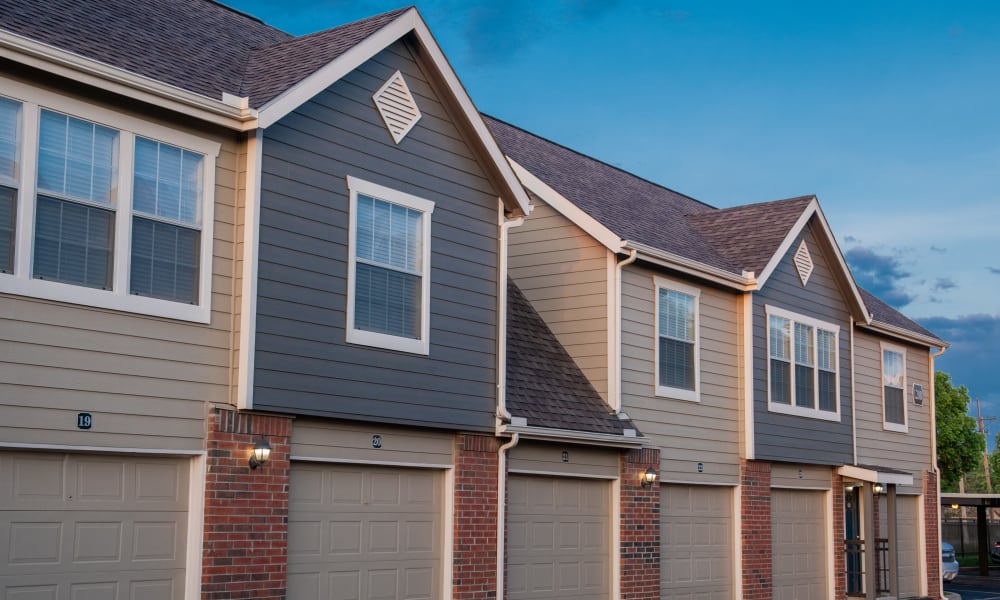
[506, 279, 628, 436]
[859, 288, 944, 345]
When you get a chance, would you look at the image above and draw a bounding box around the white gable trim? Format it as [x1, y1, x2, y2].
[0, 30, 255, 129]
[507, 158, 623, 251]
[255, 8, 531, 216]
[755, 197, 870, 322]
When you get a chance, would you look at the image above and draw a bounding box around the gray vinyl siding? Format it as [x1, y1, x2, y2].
[252, 41, 501, 431]
[507, 193, 610, 400]
[753, 221, 854, 464]
[621, 264, 741, 485]
[0, 104, 238, 452]
[854, 330, 932, 494]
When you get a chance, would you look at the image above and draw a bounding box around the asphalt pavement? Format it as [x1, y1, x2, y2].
[945, 569, 1000, 599]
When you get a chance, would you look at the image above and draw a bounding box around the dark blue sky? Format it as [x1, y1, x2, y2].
[225, 0, 1000, 431]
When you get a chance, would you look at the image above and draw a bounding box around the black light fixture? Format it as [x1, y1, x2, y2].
[249, 437, 271, 470]
[873, 482, 884, 495]
[641, 466, 658, 488]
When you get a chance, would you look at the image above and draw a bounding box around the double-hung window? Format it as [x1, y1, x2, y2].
[0, 80, 218, 322]
[654, 277, 700, 401]
[766, 305, 840, 420]
[881, 343, 907, 432]
[346, 176, 433, 355]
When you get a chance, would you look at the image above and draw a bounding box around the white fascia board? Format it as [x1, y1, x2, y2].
[501, 424, 645, 448]
[858, 321, 949, 350]
[756, 198, 871, 323]
[255, 9, 531, 216]
[624, 241, 756, 291]
[0, 30, 256, 129]
[507, 158, 623, 251]
[838, 464, 914, 486]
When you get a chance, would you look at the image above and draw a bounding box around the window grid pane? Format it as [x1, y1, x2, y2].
[819, 371, 837, 412]
[795, 363, 815, 408]
[659, 337, 695, 390]
[659, 289, 694, 341]
[0, 97, 19, 181]
[33, 195, 113, 289]
[794, 322, 814, 366]
[37, 110, 117, 205]
[0, 186, 15, 273]
[882, 350, 904, 388]
[130, 216, 200, 303]
[133, 137, 202, 226]
[884, 386, 905, 424]
[354, 262, 420, 338]
[817, 329, 835, 371]
[769, 316, 790, 360]
[771, 359, 791, 405]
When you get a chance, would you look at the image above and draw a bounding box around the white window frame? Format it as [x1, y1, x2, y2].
[0, 77, 219, 323]
[654, 276, 700, 402]
[880, 341, 908, 433]
[345, 175, 433, 355]
[765, 305, 841, 421]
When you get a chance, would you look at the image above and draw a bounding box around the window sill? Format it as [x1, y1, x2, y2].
[883, 422, 908, 433]
[346, 327, 429, 355]
[655, 385, 699, 403]
[0, 275, 210, 323]
[767, 401, 840, 422]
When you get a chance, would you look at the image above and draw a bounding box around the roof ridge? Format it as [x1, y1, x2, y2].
[687, 194, 814, 219]
[206, 0, 284, 31]
[249, 5, 412, 52]
[482, 112, 716, 211]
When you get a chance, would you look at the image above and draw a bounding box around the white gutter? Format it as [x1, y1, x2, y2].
[859, 321, 949, 350]
[610, 249, 638, 412]
[623, 241, 757, 291]
[500, 423, 644, 448]
[0, 30, 257, 129]
[496, 208, 525, 427]
[496, 433, 519, 600]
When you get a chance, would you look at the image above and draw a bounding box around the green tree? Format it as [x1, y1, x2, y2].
[936, 371, 984, 492]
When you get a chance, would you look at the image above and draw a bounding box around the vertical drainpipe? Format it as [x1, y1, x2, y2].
[850, 318, 858, 466]
[612, 248, 638, 411]
[496, 433, 519, 600]
[929, 345, 946, 599]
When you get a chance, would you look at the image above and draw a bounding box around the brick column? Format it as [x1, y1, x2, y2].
[832, 473, 846, 599]
[453, 433, 501, 600]
[202, 407, 292, 600]
[620, 447, 660, 600]
[740, 460, 771, 600]
[923, 470, 942, 598]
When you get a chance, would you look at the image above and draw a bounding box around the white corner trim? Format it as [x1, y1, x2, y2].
[755, 197, 870, 323]
[0, 30, 256, 129]
[507, 157, 623, 251]
[742, 293, 755, 460]
[237, 129, 264, 410]
[186, 454, 207, 600]
[254, 9, 530, 215]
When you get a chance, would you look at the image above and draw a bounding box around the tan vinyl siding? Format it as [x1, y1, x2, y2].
[854, 330, 932, 494]
[0, 98, 240, 451]
[291, 419, 454, 467]
[508, 194, 610, 400]
[771, 463, 833, 489]
[620, 265, 741, 484]
[508, 442, 619, 479]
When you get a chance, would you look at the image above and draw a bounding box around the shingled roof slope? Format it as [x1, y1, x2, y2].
[241, 7, 410, 106]
[484, 115, 744, 274]
[0, 0, 291, 101]
[506, 280, 627, 436]
[860, 288, 944, 344]
[686, 195, 815, 277]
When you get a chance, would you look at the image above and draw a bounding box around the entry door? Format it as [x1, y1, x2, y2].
[844, 486, 862, 595]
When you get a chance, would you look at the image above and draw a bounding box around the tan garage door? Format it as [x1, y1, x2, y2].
[287, 463, 442, 600]
[661, 484, 733, 599]
[507, 475, 610, 600]
[882, 494, 920, 598]
[0, 451, 189, 600]
[771, 489, 827, 600]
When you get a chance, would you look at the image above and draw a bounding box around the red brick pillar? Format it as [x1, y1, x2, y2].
[832, 473, 846, 599]
[202, 408, 292, 600]
[620, 447, 660, 600]
[453, 434, 501, 600]
[740, 460, 771, 600]
[924, 471, 942, 598]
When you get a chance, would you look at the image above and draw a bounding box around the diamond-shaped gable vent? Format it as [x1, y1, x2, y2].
[373, 71, 421, 144]
[794, 240, 814, 286]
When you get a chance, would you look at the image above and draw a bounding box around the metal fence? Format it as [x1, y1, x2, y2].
[942, 518, 1000, 556]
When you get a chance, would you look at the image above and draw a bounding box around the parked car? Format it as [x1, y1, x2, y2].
[942, 542, 959, 581]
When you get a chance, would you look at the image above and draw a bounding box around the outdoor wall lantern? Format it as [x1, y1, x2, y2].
[873, 482, 884, 495]
[249, 437, 271, 470]
[641, 467, 658, 488]
[951, 503, 960, 510]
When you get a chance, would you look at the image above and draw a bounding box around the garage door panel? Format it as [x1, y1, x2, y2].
[3, 570, 183, 600]
[771, 489, 826, 600]
[288, 464, 442, 600]
[661, 485, 733, 599]
[508, 475, 610, 600]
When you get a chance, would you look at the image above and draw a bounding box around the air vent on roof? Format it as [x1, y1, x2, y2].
[372, 70, 421, 144]
[794, 240, 814, 286]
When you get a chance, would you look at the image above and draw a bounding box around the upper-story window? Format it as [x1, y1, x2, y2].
[881, 343, 907, 432]
[346, 176, 433, 355]
[0, 79, 219, 323]
[766, 305, 840, 421]
[654, 277, 700, 402]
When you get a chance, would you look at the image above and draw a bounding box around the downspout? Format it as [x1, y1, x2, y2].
[496, 433, 520, 600]
[611, 249, 638, 411]
[930, 345, 946, 600]
[850, 317, 858, 465]
[496, 208, 524, 426]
